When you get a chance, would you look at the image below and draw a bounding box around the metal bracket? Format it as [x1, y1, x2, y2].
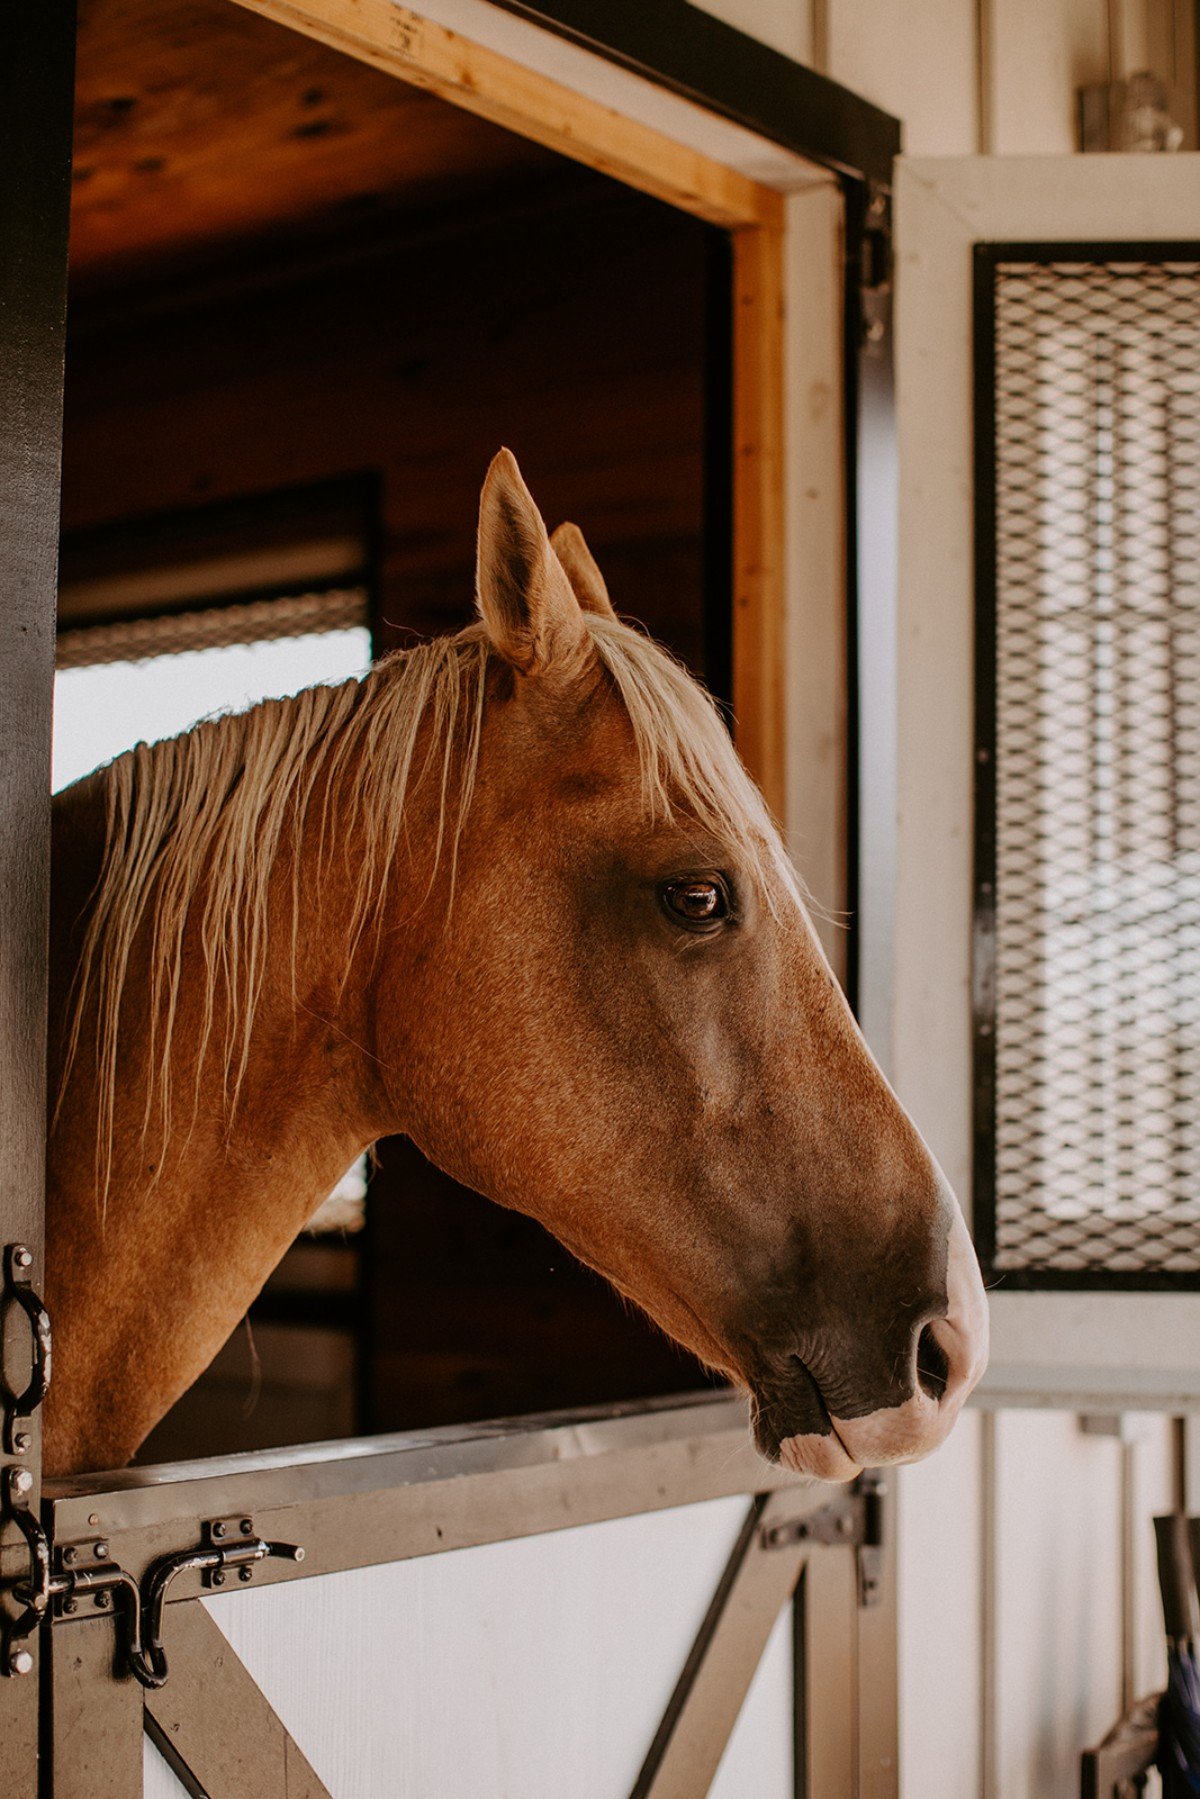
[859, 182, 892, 354]
[761, 1472, 886, 1608]
[3, 1242, 51, 1457]
[19, 1513, 305, 1688]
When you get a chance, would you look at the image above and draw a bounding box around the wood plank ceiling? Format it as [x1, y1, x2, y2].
[72, 0, 559, 293]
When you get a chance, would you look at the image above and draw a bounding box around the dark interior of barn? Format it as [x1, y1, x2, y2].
[62, 0, 731, 1459]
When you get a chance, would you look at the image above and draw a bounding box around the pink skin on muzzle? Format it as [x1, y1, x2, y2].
[778, 1206, 990, 1483]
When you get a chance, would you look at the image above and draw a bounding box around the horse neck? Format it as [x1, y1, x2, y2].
[43, 746, 435, 1473]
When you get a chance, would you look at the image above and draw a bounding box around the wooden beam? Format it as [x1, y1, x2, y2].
[143, 1601, 332, 1798]
[629, 1489, 809, 1799]
[46, 1618, 145, 1799]
[732, 218, 787, 819]
[227, 0, 783, 229]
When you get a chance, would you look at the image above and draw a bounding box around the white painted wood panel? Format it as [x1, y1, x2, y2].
[896, 1410, 984, 1799]
[145, 1498, 793, 1798]
[992, 1413, 1124, 1797]
[825, 0, 980, 153]
[783, 180, 848, 967]
[1129, 1415, 1174, 1703]
[986, 0, 1109, 153]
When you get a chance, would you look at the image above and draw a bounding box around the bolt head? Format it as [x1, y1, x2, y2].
[211, 1570, 226, 1587]
[13, 1432, 31, 1455]
[293, 1547, 306, 1563]
[239, 1518, 253, 1536]
[62, 1599, 77, 1616]
[238, 1566, 253, 1582]
[13, 1247, 32, 1269]
[10, 1649, 33, 1675]
[11, 1467, 33, 1497]
[93, 1542, 109, 1560]
[62, 1546, 78, 1566]
[94, 1592, 110, 1610]
[211, 1521, 227, 1540]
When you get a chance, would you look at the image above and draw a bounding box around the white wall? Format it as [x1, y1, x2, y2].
[688, 0, 1192, 155]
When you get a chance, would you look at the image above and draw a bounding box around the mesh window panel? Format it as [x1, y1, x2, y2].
[975, 244, 1200, 1286]
[56, 586, 367, 669]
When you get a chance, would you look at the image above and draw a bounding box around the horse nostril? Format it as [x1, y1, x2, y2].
[916, 1323, 950, 1402]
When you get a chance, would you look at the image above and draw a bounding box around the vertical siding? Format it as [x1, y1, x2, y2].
[986, 0, 1110, 151]
[991, 1415, 1124, 1796]
[897, 1410, 985, 1797]
[823, 0, 981, 152]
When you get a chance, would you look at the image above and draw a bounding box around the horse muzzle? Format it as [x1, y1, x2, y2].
[773, 1206, 989, 1483]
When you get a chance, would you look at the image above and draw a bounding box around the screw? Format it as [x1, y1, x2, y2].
[93, 1542, 109, 1560]
[211, 1521, 227, 1540]
[13, 1247, 32, 1270]
[62, 1546, 78, 1567]
[239, 1518, 253, 1536]
[62, 1599, 77, 1616]
[10, 1467, 33, 1498]
[13, 1432, 31, 1455]
[94, 1592, 110, 1610]
[10, 1649, 33, 1676]
[238, 1567, 253, 1583]
[211, 1570, 226, 1587]
[88, 1514, 100, 1528]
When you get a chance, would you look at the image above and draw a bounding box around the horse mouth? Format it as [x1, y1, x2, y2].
[749, 1356, 835, 1463]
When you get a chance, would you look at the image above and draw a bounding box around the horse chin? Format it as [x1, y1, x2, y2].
[777, 1429, 863, 1484]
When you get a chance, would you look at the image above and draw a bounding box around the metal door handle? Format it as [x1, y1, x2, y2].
[4, 1243, 51, 1456]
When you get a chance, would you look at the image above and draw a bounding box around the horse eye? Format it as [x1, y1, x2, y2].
[660, 879, 730, 927]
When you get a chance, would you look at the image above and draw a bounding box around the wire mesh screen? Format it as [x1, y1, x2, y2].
[56, 586, 367, 669]
[975, 245, 1200, 1283]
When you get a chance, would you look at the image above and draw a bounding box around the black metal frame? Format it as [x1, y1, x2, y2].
[489, 0, 901, 185]
[972, 238, 1200, 1293]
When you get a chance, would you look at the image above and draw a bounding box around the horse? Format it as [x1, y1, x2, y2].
[45, 449, 988, 1480]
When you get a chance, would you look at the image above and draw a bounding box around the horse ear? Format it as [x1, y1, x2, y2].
[549, 523, 617, 620]
[476, 450, 591, 677]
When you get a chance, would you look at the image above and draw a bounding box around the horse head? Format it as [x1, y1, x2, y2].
[377, 450, 988, 1481]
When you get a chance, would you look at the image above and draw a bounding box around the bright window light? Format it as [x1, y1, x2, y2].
[52, 625, 372, 793]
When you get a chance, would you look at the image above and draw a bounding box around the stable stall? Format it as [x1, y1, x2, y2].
[2, 3, 878, 1792]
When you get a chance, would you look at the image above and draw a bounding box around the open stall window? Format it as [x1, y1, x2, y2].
[54, 491, 378, 1452]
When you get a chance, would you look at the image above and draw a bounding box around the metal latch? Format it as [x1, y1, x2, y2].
[5, 1505, 304, 1685]
[762, 1472, 886, 1608]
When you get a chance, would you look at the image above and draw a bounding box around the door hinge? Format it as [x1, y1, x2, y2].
[859, 182, 892, 354]
[761, 1472, 887, 1608]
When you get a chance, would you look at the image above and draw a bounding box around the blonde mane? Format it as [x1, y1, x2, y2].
[58, 613, 793, 1205]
